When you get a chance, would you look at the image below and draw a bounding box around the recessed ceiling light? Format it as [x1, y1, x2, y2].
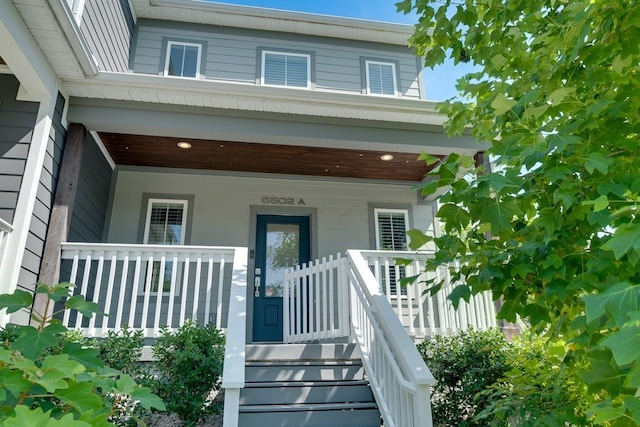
[177, 141, 192, 149]
[380, 154, 394, 161]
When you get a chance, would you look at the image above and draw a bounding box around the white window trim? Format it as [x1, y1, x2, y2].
[143, 198, 188, 245]
[365, 60, 398, 97]
[163, 41, 202, 78]
[261, 50, 311, 89]
[374, 208, 409, 250]
[142, 199, 188, 296]
[66, 0, 86, 25]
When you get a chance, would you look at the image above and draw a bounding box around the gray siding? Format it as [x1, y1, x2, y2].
[68, 133, 113, 243]
[0, 75, 39, 223]
[18, 93, 67, 290]
[80, 0, 134, 72]
[132, 20, 421, 99]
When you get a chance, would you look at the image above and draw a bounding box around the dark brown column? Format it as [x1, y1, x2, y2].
[32, 123, 85, 322]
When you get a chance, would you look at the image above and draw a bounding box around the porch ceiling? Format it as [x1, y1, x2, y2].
[99, 133, 440, 181]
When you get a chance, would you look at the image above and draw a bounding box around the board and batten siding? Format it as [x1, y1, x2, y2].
[18, 93, 67, 290]
[0, 74, 39, 224]
[131, 19, 422, 99]
[68, 133, 113, 243]
[80, 0, 135, 72]
[107, 170, 434, 256]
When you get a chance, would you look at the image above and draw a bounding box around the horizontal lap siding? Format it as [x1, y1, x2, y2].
[80, 0, 134, 72]
[0, 75, 38, 223]
[68, 133, 113, 243]
[132, 21, 421, 98]
[19, 93, 67, 290]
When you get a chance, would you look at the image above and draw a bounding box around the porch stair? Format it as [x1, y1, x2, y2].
[239, 343, 381, 427]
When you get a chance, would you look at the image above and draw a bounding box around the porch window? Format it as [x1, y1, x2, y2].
[365, 60, 398, 96]
[164, 41, 202, 78]
[143, 199, 188, 292]
[261, 51, 310, 88]
[374, 208, 409, 294]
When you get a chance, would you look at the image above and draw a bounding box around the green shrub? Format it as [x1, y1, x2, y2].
[98, 325, 144, 377]
[0, 282, 165, 426]
[417, 328, 511, 426]
[149, 320, 225, 426]
[475, 333, 595, 426]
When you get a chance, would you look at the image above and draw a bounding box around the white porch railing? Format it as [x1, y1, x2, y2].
[360, 250, 497, 339]
[59, 242, 247, 338]
[0, 219, 13, 278]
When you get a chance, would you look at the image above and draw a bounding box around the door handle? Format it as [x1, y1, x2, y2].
[254, 276, 261, 297]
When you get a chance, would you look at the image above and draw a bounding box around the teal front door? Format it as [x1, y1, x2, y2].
[253, 215, 310, 342]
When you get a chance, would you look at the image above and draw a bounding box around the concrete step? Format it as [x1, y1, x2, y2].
[241, 380, 374, 405]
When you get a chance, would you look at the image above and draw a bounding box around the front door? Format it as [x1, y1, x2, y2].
[253, 215, 310, 342]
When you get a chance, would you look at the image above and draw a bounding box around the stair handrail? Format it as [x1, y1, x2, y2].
[221, 247, 248, 427]
[347, 249, 435, 427]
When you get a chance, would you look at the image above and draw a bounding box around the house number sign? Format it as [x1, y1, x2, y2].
[261, 196, 306, 206]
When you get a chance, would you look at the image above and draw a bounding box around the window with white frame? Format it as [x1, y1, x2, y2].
[261, 51, 310, 88]
[375, 208, 409, 251]
[143, 199, 188, 293]
[164, 42, 202, 78]
[365, 60, 398, 96]
[66, 0, 86, 24]
[374, 208, 409, 295]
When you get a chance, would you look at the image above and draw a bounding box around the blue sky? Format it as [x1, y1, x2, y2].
[210, 0, 474, 101]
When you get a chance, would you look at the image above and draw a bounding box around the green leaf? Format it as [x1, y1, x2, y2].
[35, 282, 74, 303]
[437, 203, 471, 232]
[417, 152, 441, 165]
[583, 282, 640, 327]
[478, 200, 521, 234]
[536, 208, 563, 234]
[131, 386, 167, 411]
[56, 381, 103, 414]
[65, 295, 100, 318]
[41, 354, 85, 377]
[447, 285, 471, 307]
[3, 406, 91, 427]
[12, 324, 66, 360]
[407, 229, 432, 250]
[32, 370, 68, 393]
[601, 325, 640, 367]
[490, 93, 517, 115]
[585, 152, 614, 175]
[0, 368, 33, 398]
[580, 358, 623, 396]
[626, 361, 640, 389]
[548, 87, 576, 105]
[0, 290, 33, 314]
[601, 224, 640, 260]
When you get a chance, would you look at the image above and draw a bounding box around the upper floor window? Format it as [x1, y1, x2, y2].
[66, 0, 85, 24]
[261, 51, 310, 88]
[164, 41, 202, 78]
[365, 60, 398, 96]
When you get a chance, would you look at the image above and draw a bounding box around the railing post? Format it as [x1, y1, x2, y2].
[222, 247, 248, 427]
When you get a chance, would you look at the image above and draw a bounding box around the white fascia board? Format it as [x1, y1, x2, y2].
[132, 0, 414, 46]
[63, 72, 447, 125]
[0, 1, 57, 99]
[46, 0, 99, 76]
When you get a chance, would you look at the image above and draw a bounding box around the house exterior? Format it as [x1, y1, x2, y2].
[0, 1, 494, 425]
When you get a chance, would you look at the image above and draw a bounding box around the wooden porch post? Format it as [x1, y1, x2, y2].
[32, 123, 85, 321]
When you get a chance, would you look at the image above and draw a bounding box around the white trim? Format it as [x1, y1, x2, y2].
[261, 50, 311, 89]
[131, 0, 413, 46]
[89, 131, 116, 169]
[163, 41, 202, 78]
[63, 73, 446, 126]
[66, 0, 87, 25]
[0, 92, 57, 326]
[0, 0, 57, 98]
[374, 208, 410, 250]
[143, 198, 188, 245]
[365, 60, 398, 97]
